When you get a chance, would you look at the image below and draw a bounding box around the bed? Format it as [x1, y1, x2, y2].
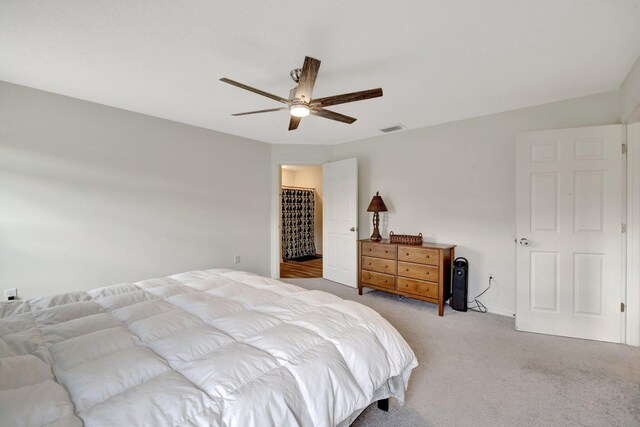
[0, 269, 417, 427]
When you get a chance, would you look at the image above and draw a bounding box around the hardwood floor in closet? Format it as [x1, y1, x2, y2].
[280, 257, 323, 278]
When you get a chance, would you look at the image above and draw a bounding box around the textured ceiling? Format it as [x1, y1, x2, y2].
[2, 0, 640, 145]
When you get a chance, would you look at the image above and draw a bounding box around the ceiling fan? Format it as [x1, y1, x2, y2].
[220, 56, 383, 131]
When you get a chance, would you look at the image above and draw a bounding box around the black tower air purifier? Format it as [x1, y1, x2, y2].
[451, 257, 468, 312]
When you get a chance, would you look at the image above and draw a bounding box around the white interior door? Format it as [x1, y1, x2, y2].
[323, 158, 358, 287]
[516, 125, 625, 343]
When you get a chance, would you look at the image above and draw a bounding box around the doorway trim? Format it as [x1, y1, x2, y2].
[270, 159, 325, 279]
[626, 122, 640, 346]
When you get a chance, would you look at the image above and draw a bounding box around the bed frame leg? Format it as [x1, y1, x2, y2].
[377, 398, 389, 412]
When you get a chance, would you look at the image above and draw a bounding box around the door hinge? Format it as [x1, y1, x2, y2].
[622, 143, 627, 154]
[621, 302, 625, 313]
[622, 223, 627, 233]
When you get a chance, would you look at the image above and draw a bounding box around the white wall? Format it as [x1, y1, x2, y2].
[280, 169, 296, 187]
[329, 91, 620, 316]
[621, 54, 640, 123]
[2, 77, 624, 318]
[0, 81, 271, 299]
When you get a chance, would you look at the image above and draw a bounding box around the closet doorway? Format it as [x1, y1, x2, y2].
[280, 164, 323, 278]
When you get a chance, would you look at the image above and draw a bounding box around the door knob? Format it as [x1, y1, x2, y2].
[519, 238, 531, 247]
[349, 227, 357, 232]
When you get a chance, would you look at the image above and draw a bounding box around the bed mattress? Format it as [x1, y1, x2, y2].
[0, 269, 417, 427]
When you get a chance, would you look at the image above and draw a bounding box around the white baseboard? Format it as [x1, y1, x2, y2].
[484, 306, 515, 318]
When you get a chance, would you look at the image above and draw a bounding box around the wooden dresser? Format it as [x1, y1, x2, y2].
[358, 239, 456, 316]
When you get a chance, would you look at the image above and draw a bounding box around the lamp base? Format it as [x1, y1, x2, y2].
[370, 211, 382, 241]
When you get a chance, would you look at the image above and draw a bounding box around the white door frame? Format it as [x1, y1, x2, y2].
[270, 159, 325, 279]
[626, 122, 640, 346]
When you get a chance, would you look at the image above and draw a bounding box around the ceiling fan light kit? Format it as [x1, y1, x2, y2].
[220, 56, 383, 131]
[289, 103, 310, 118]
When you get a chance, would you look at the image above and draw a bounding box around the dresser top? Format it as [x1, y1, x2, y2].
[359, 239, 455, 250]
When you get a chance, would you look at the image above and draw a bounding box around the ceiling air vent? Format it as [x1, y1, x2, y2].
[379, 124, 405, 133]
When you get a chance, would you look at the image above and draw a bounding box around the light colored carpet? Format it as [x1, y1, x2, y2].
[283, 278, 640, 427]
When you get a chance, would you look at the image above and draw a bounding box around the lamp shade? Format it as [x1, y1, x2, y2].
[366, 191, 388, 212]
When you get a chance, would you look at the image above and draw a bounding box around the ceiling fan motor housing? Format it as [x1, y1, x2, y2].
[290, 68, 302, 83]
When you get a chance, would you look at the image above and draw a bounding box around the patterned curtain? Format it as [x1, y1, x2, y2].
[282, 188, 316, 259]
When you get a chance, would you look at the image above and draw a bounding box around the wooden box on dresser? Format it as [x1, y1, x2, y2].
[358, 239, 456, 316]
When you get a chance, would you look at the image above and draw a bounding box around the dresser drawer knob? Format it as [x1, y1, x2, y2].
[426, 255, 430, 258]
[406, 253, 409, 256]
[385, 250, 388, 253]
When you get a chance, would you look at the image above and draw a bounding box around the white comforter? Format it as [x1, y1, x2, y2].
[0, 269, 417, 427]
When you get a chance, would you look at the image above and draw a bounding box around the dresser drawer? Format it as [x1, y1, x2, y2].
[398, 277, 438, 299]
[361, 270, 395, 289]
[398, 246, 439, 265]
[362, 256, 396, 274]
[361, 243, 397, 260]
[398, 261, 438, 281]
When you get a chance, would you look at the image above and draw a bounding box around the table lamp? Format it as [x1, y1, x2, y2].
[366, 191, 387, 241]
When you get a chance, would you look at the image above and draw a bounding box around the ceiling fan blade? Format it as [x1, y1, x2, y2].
[231, 107, 286, 116]
[220, 78, 288, 104]
[311, 108, 357, 124]
[311, 88, 383, 108]
[294, 56, 321, 102]
[288, 115, 302, 131]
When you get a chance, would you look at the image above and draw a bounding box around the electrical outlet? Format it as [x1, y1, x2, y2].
[234, 255, 241, 264]
[4, 288, 17, 301]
